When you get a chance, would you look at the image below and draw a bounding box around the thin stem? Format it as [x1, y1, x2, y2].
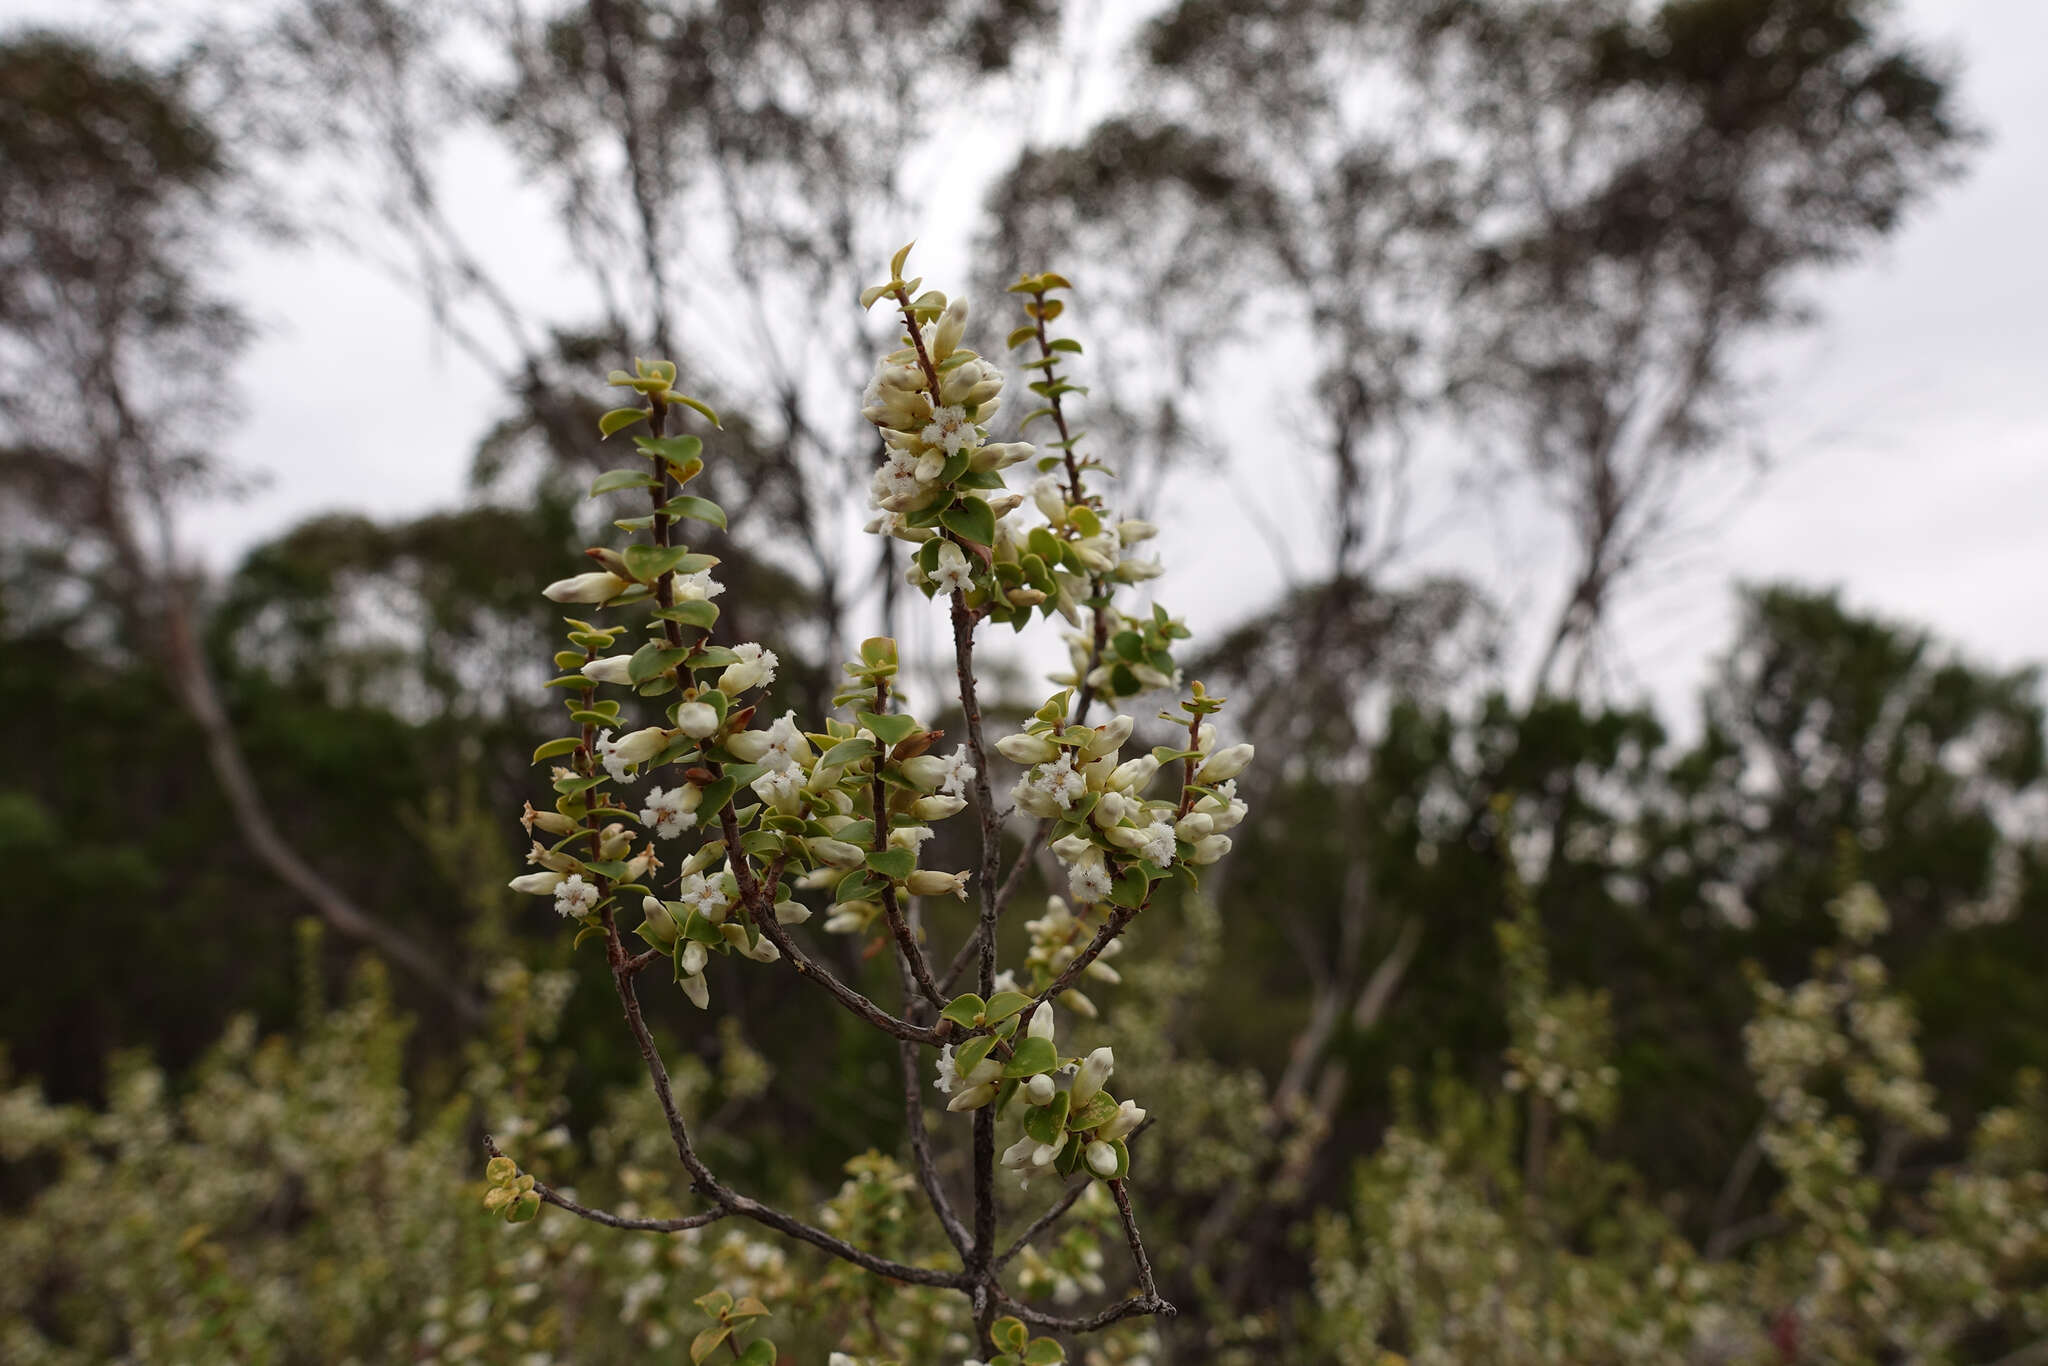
[1109, 1178, 1160, 1304]
[993, 1288, 1176, 1334]
[717, 806, 945, 1046]
[484, 1135, 724, 1232]
[996, 1182, 1089, 1268]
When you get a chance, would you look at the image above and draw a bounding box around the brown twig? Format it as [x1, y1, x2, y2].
[484, 1135, 724, 1232]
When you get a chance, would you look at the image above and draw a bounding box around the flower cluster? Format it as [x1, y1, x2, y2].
[1001, 687, 1250, 911]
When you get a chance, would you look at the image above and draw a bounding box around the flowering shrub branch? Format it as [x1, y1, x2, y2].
[492, 247, 1254, 1356]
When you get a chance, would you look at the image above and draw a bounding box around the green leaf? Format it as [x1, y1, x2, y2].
[1048, 338, 1082, 354]
[1109, 865, 1149, 908]
[697, 775, 739, 819]
[940, 498, 996, 548]
[858, 711, 922, 746]
[942, 994, 985, 1028]
[735, 1342, 777, 1366]
[819, 737, 878, 770]
[532, 736, 582, 764]
[663, 495, 727, 530]
[729, 1296, 772, 1322]
[982, 990, 1035, 1024]
[553, 774, 603, 796]
[1070, 1091, 1119, 1131]
[621, 544, 697, 582]
[634, 433, 702, 464]
[955, 1035, 998, 1076]
[689, 1324, 731, 1364]
[599, 406, 647, 437]
[1001, 1036, 1058, 1078]
[1005, 324, 1038, 350]
[628, 642, 689, 685]
[589, 467, 660, 496]
[1024, 1091, 1069, 1145]
[993, 1317, 1029, 1355]
[865, 847, 915, 881]
[1023, 1338, 1067, 1365]
[675, 395, 722, 428]
[652, 600, 721, 631]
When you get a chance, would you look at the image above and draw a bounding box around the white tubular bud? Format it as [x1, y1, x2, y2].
[610, 726, 670, 767]
[508, 871, 566, 895]
[996, 733, 1061, 765]
[1072, 1046, 1114, 1108]
[933, 297, 969, 359]
[907, 869, 972, 899]
[542, 571, 627, 603]
[1025, 1074, 1057, 1107]
[1082, 714, 1134, 759]
[1109, 755, 1159, 792]
[774, 899, 811, 925]
[679, 972, 710, 1009]
[1117, 519, 1159, 544]
[899, 754, 948, 791]
[946, 1082, 999, 1112]
[1196, 743, 1254, 783]
[580, 654, 635, 685]
[1085, 1141, 1119, 1178]
[911, 793, 969, 821]
[1098, 1098, 1146, 1143]
[808, 837, 868, 869]
[1028, 1004, 1057, 1043]
[1189, 834, 1233, 865]
[680, 941, 709, 976]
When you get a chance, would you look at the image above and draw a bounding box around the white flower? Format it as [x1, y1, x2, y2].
[554, 874, 599, 918]
[638, 786, 700, 839]
[920, 403, 977, 458]
[1026, 753, 1088, 811]
[542, 571, 627, 603]
[759, 710, 808, 772]
[672, 569, 725, 602]
[930, 539, 974, 595]
[932, 1044, 958, 1096]
[1134, 816, 1178, 867]
[1066, 850, 1113, 904]
[718, 642, 778, 694]
[676, 872, 729, 923]
[935, 744, 976, 797]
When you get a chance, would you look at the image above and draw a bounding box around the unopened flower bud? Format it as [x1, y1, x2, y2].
[1025, 1074, 1057, 1106]
[899, 754, 948, 790]
[1028, 1004, 1056, 1043]
[1072, 1046, 1114, 1107]
[680, 972, 709, 1009]
[580, 654, 635, 685]
[543, 571, 628, 603]
[996, 732, 1062, 765]
[1099, 1098, 1146, 1143]
[809, 837, 867, 868]
[610, 726, 670, 768]
[1109, 755, 1159, 791]
[1196, 743, 1254, 783]
[1085, 1140, 1119, 1178]
[907, 869, 971, 899]
[509, 871, 567, 896]
[640, 896, 681, 946]
[932, 297, 969, 359]
[1117, 519, 1158, 544]
[674, 701, 719, 738]
[774, 899, 811, 925]
[1189, 833, 1233, 865]
[946, 1082, 999, 1112]
[1082, 715, 1134, 759]
[522, 802, 577, 837]
[912, 793, 969, 821]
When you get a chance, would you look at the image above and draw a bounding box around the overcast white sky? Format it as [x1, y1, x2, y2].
[14, 0, 2042, 727]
